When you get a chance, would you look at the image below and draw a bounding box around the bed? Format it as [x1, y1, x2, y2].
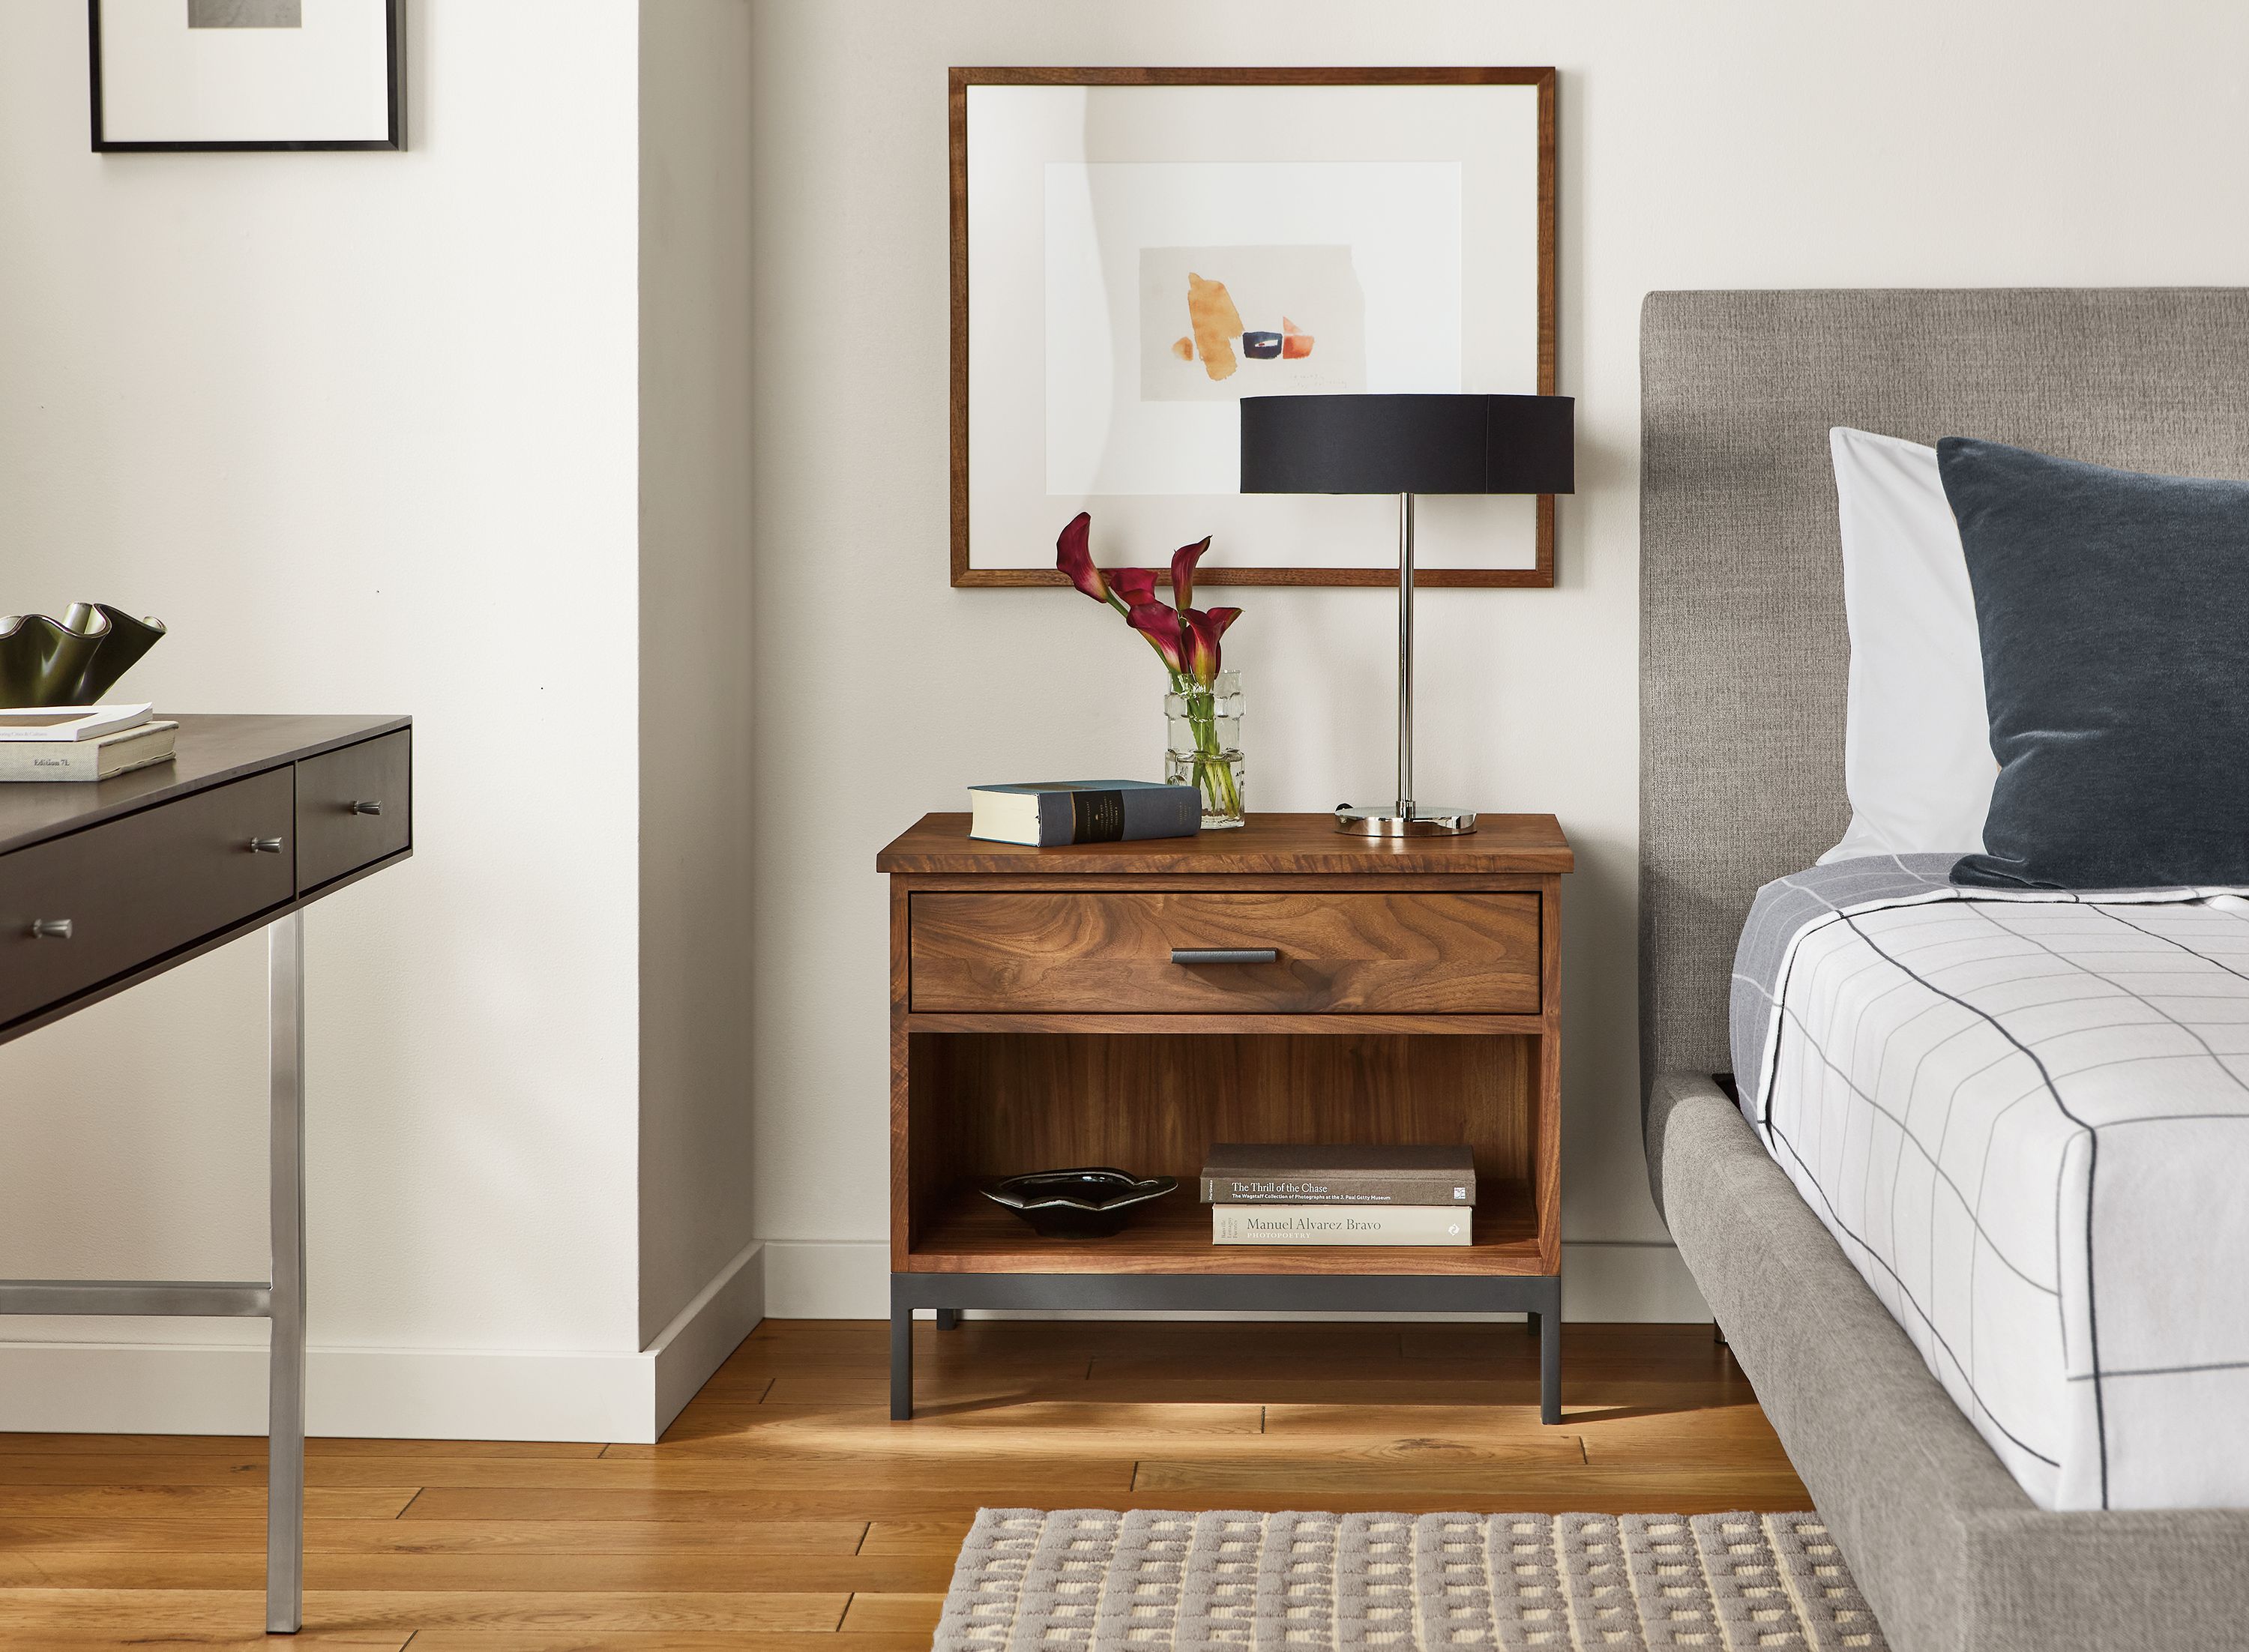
[1640, 289, 2249, 1651]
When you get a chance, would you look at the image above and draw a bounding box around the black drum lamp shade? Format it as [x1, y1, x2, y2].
[1240, 394, 1575, 496]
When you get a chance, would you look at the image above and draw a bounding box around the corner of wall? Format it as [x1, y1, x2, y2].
[635, 0, 759, 1352]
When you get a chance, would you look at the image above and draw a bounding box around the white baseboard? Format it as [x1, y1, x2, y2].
[649, 1235, 767, 1435]
[0, 1241, 764, 1443]
[761, 1238, 1708, 1322]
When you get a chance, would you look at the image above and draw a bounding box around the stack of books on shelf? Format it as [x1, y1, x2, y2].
[1201, 1143, 1475, 1246]
[0, 703, 178, 783]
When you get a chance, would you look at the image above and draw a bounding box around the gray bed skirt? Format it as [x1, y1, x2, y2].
[1648, 1070, 2249, 1652]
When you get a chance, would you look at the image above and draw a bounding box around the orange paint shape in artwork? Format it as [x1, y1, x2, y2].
[1172, 337, 1195, 361]
[1185, 273, 1244, 382]
[1281, 316, 1315, 359]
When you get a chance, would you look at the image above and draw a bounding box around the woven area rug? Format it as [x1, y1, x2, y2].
[934, 1508, 1887, 1651]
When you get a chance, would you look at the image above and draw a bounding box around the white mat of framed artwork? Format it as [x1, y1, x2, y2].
[96, 0, 392, 145]
[966, 82, 1543, 575]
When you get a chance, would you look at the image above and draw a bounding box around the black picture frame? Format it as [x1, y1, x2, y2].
[89, 0, 406, 154]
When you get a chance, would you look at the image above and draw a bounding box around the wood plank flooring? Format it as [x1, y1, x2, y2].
[0, 1318, 1804, 1649]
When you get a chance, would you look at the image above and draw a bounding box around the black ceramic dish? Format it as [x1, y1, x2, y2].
[981, 1169, 1178, 1238]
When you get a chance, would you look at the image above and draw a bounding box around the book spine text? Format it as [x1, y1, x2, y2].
[1211, 1205, 1473, 1246]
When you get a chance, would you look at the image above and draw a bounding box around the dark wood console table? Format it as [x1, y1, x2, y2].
[0, 714, 412, 1635]
[876, 812, 1570, 1424]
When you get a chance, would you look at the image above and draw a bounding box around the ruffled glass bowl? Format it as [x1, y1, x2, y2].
[0, 604, 166, 708]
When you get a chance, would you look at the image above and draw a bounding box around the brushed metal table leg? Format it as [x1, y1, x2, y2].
[267, 911, 307, 1635]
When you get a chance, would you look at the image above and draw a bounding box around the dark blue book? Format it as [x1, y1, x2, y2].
[967, 780, 1202, 846]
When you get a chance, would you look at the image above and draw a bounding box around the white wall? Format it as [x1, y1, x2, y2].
[749, 0, 2249, 1316]
[639, 0, 759, 1348]
[0, 1, 755, 1440]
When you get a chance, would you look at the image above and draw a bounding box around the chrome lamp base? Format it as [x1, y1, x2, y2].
[1334, 804, 1478, 836]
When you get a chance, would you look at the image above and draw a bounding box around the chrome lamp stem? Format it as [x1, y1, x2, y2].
[1334, 491, 1478, 836]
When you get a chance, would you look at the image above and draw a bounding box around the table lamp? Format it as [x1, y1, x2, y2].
[1239, 393, 1576, 836]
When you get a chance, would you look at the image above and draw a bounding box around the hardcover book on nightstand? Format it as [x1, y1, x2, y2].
[1212, 1205, 1472, 1246]
[1199, 1143, 1475, 1207]
[967, 780, 1199, 846]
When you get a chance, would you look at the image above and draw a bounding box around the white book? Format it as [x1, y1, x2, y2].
[1211, 1205, 1472, 1246]
[0, 703, 154, 742]
[0, 720, 178, 783]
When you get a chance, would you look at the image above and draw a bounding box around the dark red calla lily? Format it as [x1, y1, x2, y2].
[1127, 602, 1189, 675]
[1170, 536, 1212, 611]
[1056, 511, 1109, 603]
[1183, 606, 1241, 685]
[1109, 567, 1161, 607]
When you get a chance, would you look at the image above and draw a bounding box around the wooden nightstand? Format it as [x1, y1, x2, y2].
[875, 813, 1571, 1420]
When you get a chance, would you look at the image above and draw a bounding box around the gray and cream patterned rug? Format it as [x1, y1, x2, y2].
[935, 1508, 1885, 1651]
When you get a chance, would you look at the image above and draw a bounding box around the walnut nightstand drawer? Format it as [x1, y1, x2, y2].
[908, 890, 1541, 1015]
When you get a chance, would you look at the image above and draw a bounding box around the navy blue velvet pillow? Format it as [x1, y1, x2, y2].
[1940, 438, 2249, 889]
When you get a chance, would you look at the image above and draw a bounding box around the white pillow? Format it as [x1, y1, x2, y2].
[1818, 427, 1995, 864]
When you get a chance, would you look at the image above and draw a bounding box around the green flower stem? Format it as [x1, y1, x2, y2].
[1175, 675, 1242, 821]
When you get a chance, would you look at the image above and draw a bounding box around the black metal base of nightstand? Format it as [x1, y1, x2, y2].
[888, 1270, 1562, 1424]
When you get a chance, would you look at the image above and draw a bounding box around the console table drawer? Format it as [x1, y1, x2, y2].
[909, 890, 1541, 1014]
[295, 730, 411, 892]
[0, 770, 296, 1028]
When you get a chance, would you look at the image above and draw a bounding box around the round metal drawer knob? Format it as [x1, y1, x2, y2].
[250, 836, 285, 854]
[29, 919, 73, 940]
[350, 800, 383, 816]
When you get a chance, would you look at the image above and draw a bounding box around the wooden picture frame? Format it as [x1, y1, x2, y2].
[90, 0, 405, 154]
[949, 67, 1557, 589]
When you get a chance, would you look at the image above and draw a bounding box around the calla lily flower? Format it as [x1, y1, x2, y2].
[1051, 511, 1244, 822]
[1056, 511, 1109, 603]
[1127, 603, 1190, 675]
[1184, 606, 1241, 685]
[1170, 536, 1212, 612]
[1110, 567, 1162, 607]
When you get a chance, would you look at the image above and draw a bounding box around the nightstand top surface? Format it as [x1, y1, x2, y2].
[877, 812, 1572, 875]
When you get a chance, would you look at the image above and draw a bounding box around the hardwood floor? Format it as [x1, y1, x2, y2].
[0, 1318, 1805, 1649]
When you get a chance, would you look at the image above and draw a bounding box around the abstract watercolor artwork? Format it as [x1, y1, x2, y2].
[953, 70, 1556, 588]
[1139, 246, 1367, 400]
[91, 0, 403, 151]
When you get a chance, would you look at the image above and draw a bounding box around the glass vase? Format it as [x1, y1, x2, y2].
[1165, 669, 1246, 829]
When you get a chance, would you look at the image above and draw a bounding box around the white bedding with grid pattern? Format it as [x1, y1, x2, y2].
[1732, 855, 2249, 1511]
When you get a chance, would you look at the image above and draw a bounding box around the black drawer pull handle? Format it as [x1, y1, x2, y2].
[28, 918, 72, 941]
[250, 836, 286, 854]
[1170, 947, 1279, 966]
[350, 800, 383, 816]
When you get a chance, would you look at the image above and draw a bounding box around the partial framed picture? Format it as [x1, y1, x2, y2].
[951, 67, 1556, 588]
[90, 0, 405, 153]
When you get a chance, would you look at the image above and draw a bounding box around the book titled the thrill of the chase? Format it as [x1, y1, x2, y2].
[968, 780, 1201, 847]
[1199, 1143, 1476, 1207]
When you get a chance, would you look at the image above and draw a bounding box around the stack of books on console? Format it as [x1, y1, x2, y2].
[0, 703, 177, 783]
[1201, 1143, 1475, 1246]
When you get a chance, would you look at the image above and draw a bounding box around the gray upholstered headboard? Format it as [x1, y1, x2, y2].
[1638, 288, 2249, 1101]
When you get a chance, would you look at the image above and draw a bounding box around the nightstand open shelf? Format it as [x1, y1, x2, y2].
[878, 813, 1571, 1420]
[908, 1181, 1543, 1275]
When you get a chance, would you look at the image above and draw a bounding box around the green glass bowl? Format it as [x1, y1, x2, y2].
[0, 604, 166, 708]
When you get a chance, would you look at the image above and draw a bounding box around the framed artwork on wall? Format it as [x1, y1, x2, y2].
[90, 0, 405, 153]
[950, 67, 1557, 589]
